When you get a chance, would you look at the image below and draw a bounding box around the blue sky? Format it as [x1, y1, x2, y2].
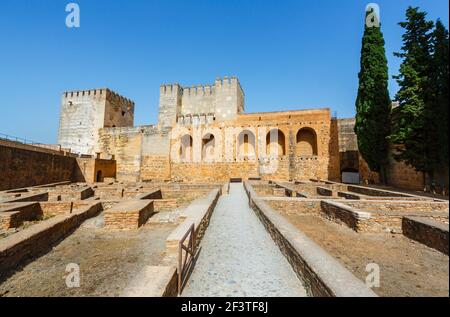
[0, 0, 448, 144]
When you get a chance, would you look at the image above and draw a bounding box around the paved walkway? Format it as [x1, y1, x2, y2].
[182, 183, 307, 297]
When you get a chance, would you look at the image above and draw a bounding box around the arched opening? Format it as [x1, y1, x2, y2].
[96, 170, 103, 182]
[180, 134, 193, 162]
[296, 128, 318, 156]
[202, 133, 215, 161]
[237, 130, 256, 160]
[266, 129, 286, 156]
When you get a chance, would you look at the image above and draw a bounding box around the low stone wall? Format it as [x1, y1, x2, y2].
[317, 186, 334, 197]
[104, 200, 154, 229]
[166, 188, 221, 252]
[244, 182, 376, 297]
[320, 200, 371, 232]
[272, 188, 286, 197]
[48, 186, 94, 201]
[264, 198, 322, 215]
[2, 192, 49, 203]
[402, 217, 449, 255]
[0, 202, 42, 230]
[344, 200, 449, 213]
[320, 200, 449, 234]
[347, 185, 411, 197]
[153, 199, 178, 213]
[0, 203, 102, 279]
[337, 191, 362, 200]
[136, 190, 163, 200]
[38, 201, 93, 217]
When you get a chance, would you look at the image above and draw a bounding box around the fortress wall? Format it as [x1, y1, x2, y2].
[98, 127, 143, 182]
[338, 118, 426, 189]
[99, 126, 172, 182]
[140, 128, 171, 181]
[0, 143, 76, 191]
[169, 108, 338, 182]
[181, 85, 215, 115]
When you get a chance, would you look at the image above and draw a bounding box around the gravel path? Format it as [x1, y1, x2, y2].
[182, 183, 307, 297]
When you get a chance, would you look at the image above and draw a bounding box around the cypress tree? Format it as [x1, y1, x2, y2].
[430, 20, 449, 183]
[354, 6, 391, 184]
[389, 7, 436, 185]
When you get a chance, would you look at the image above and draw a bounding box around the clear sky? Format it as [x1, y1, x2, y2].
[0, 0, 448, 144]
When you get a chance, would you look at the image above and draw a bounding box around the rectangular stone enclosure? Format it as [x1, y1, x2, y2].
[104, 200, 154, 229]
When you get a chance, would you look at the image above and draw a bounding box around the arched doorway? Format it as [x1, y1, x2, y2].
[96, 170, 103, 182]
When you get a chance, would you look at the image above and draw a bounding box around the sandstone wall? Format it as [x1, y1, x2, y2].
[0, 144, 76, 191]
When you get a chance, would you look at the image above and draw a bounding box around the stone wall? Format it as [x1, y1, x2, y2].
[402, 217, 449, 255]
[104, 200, 154, 230]
[265, 198, 322, 215]
[0, 143, 76, 191]
[98, 126, 171, 182]
[0, 203, 102, 279]
[244, 182, 377, 297]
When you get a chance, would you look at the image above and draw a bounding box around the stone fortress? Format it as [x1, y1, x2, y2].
[1, 76, 448, 298]
[58, 76, 345, 184]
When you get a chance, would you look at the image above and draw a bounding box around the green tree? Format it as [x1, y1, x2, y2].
[355, 7, 391, 184]
[389, 7, 436, 185]
[430, 20, 449, 178]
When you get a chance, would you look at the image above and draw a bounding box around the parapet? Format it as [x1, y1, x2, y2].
[62, 88, 135, 108]
[160, 84, 183, 95]
[159, 76, 244, 97]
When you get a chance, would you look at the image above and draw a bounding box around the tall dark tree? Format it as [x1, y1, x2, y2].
[355, 7, 391, 184]
[389, 7, 436, 185]
[430, 20, 449, 184]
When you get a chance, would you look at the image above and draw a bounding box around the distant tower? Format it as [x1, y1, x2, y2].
[213, 76, 245, 121]
[157, 76, 245, 128]
[158, 84, 183, 129]
[58, 88, 135, 155]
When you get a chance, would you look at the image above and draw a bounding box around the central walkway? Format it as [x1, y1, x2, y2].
[182, 183, 308, 297]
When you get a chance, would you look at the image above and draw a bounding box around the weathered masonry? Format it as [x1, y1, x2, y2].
[58, 77, 342, 183]
[56, 76, 432, 189]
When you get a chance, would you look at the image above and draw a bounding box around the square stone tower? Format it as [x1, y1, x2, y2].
[58, 88, 134, 155]
[157, 76, 245, 128]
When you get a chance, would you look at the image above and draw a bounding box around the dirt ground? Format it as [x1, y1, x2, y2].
[278, 213, 449, 297]
[0, 219, 175, 297]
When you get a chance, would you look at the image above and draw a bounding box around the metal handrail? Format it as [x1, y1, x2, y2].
[0, 132, 62, 151]
[178, 224, 196, 295]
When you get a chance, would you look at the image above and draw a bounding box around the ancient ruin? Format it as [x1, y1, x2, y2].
[0, 77, 448, 297]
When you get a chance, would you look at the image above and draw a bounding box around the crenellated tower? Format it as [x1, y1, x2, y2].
[58, 88, 134, 155]
[157, 76, 245, 127]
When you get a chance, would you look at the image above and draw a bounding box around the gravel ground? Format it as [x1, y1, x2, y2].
[0, 218, 175, 297]
[278, 213, 449, 297]
[182, 183, 307, 297]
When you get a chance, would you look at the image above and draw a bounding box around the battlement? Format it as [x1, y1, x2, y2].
[160, 84, 183, 95]
[62, 88, 135, 107]
[159, 76, 244, 97]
